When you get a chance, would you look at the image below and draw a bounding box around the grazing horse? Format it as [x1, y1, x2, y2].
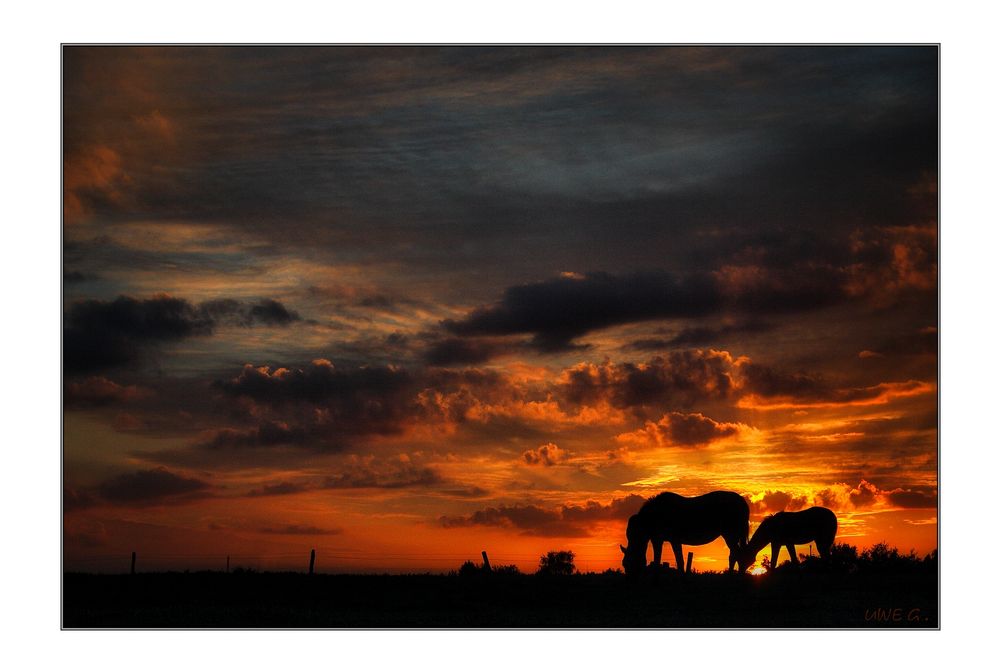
[619, 491, 750, 574]
[737, 506, 838, 571]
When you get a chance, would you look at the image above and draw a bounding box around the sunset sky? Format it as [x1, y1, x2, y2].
[63, 46, 937, 573]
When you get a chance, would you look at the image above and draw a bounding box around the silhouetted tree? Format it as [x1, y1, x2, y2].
[492, 564, 521, 576]
[537, 550, 576, 575]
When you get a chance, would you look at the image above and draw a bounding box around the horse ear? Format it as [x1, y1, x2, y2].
[620, 545, 627, 554]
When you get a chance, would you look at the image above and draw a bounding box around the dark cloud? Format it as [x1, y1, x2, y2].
[864, 327, 938, 358]
[258, 524, 342, 536]
[626, 321, 774, 350]
[217, 360, 415, 439]
[885, 488, 937, 509]
[64, 295, 299, 374]
[558, 351, 932, 415]
[323, 460, 443, 489]
[740, 363, 827, 399]
[557, 495, 647, 524]
[64, 270, 97, 284]
[436, 485, 490, 498]
[198, 298, 300, 327]
[305, 284, 420, 312]
[246, 481, 309, 497]
[810, 481, 936, 512]
[439, 504, 573, 536]
[616, 412, 742, 449]
[849, 480, 880, 508]
[442, 271, 722, 351]
[424, 337, 519, 366]
[440, 265, 854, 351]
[134, 362, 516, 465]
[97, 467, 211, 506]
[439, 494, 646, 537]
[657, 412, 740, 447]
[64, 295, 212, 374]
[219, 359, 409, 405]
[815, 488, 841, 509]
[64, 487, 98, 512]
[200, 421, 308, 449]
[65, 376, 148, 408]
[560, 350, 743, 410]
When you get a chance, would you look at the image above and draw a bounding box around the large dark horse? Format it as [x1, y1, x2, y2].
[737, 506, 838, 571]
[620, 491, 750, 574]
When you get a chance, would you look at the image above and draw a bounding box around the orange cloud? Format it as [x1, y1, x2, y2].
[522, 443, 568, 466]
[738, 380, 935, 410]
[615, 411, 745, 449]
[63, 145, 127, 224]
[744, 490, 809, 517]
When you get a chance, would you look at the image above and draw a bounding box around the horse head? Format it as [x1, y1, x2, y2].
[620, 514, 648, 576]
[735, 544, 757, 572]
[737, 514, 775, 571]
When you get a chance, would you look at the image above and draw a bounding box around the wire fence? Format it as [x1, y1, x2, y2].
[64, 549, 617, 573]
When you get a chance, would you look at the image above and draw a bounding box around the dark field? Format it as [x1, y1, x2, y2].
[63, 567, 938, 628]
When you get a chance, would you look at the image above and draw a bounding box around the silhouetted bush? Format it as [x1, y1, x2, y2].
[458, 560, 485, 577]
[456, 560, 521, 577]
[537, 550, 576, 576]
[827, 542, 859, 573]
[856, 542, 936, 575]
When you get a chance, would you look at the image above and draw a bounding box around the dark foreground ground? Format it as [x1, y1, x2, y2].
[63, 567, 937, 628]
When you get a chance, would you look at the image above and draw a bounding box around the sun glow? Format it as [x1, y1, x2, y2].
[750, 566, 768, 576]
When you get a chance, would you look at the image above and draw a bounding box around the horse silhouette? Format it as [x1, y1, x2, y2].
[620, 491, 750, 574]
[737, 506, 838, 571]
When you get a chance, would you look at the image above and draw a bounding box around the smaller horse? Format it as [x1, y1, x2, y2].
[737, 506, 837, 571]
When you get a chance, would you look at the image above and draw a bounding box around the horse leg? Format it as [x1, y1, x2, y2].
[651, 540, 663, 566]
[672, 542, 685, 573]
[786, 544, 798, 565]
[816, 537, 832, 559]
[770, 543, 779, 569]
[724, 534, 738, 572]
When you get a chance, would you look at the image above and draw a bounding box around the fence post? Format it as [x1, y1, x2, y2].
[226, 555, 230, 574]
[130, 551, 136, 575]
[481, 550, 492, 573]
[686, 552, 693, 574]
[309, 549, 316, 575]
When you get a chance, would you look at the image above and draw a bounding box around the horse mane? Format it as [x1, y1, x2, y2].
[638, 491, 682, 511]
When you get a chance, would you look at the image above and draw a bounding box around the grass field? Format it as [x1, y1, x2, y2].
[63, 565, 938, 628]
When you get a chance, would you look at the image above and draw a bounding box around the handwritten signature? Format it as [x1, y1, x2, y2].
[863, 607, 929, 624]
